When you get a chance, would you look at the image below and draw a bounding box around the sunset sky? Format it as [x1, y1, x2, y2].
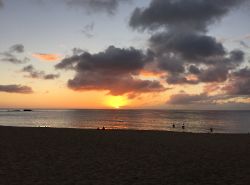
[1, 0, 250, 109]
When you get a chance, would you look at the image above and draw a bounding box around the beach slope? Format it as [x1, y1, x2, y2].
[1, 126, 250, 185]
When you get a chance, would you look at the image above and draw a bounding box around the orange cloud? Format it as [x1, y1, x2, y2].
[139, 70, 165, 78]
[186, 74, 199, 81]
[32, 53, 61, 62]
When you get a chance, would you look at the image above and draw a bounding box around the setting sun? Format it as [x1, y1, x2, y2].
[105, 96, 128, 109]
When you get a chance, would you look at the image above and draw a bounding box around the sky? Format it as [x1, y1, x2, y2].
[0, 0, 250, 109]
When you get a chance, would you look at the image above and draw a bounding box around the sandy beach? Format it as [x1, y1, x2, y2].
[1, 126, 250, 185]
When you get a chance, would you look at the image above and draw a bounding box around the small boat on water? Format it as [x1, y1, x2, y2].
[23, 109, 32, 112]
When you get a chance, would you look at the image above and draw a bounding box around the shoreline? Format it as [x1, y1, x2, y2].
[0, 125, 249, 135]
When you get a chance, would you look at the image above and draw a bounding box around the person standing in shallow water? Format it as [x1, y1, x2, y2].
[210, 127, 213, 133]
[182, 124, 185, 130]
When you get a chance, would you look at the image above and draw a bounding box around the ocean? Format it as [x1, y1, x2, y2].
[0, 109, 250, 133]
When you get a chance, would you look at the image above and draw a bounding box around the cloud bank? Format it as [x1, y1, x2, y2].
[128, 0, 249, 105]
[56, 45, 165, 97]
[129, 0, 245, 32]
[55, 0, 249, 107]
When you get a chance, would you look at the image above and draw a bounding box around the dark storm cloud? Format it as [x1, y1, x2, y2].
[162, 48, 245, 85]
[198, 65, 229, 83]
[223, 67, 250, 95]
[0, 44, 28, 64]
[128, 0, 248, 88]
[234, 67, 250, 78]
[130, 0, 250, 107]
[224, 79, 250, 95]
[166, 75, 199, 85]
[66, 0, 130, 14]
[67, 74, 165, 96]
[22, 65, 59, 80]
[56, 46, 151, 73]
[197, 50, 245, 83]
[229, 50, 245, 63]
[56, 46, 165, 96]
[129, 0, 245, 32]
[158, 55, 184, 73]
[150, 32, 225, 60]
[162, 65, 216, 85]
[189, 65, 201, 75]
[0, 84, 33, 94]
[199, 49, 245, 69]
[144, 14, 243, 85]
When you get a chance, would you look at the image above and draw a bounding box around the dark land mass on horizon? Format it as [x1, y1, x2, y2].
[1, 126, 250, 185]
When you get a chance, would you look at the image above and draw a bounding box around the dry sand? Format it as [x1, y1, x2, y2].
[1, 126, 250, 185]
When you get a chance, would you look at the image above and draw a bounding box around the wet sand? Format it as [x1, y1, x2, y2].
[1, 126, 250, 185]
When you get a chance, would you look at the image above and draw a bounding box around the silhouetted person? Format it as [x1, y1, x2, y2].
[182, 124, 185, 130]
[97, 127, 100, 130]
[172, 124, 175, 128]
[210, 127, 213, 133]
[102, 126, 105, 130]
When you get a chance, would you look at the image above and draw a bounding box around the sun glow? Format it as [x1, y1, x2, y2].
[105, 96, 128, 109]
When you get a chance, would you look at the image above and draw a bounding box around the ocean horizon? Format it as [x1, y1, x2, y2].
[1, 109, 250, 133]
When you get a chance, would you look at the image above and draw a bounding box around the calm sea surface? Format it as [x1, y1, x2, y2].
[0, 109, 250, 133]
